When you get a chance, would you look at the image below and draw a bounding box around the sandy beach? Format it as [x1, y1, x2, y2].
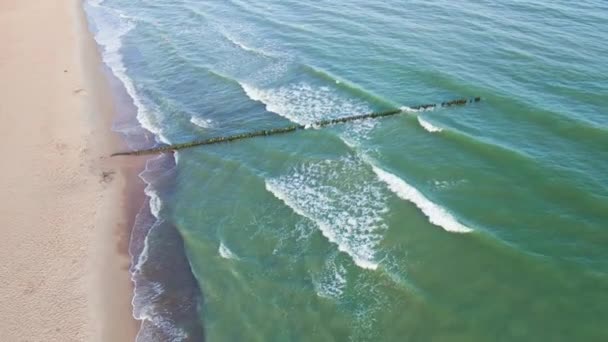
[0, 0, 139, 341]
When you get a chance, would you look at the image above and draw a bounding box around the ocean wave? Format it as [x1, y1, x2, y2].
[144, 186, 162, 219]
[218, 27, 276, 58]
[189, 116, 214, 129]
[266, 157, 389, 270]
[240, 78, 387, 148]
[245, 81, 390, 271]
[302, 65, 398, 108]
[181, 3, 279, 58]
[219, 242, 238, 260]
[266, 182, 379, 270]
[417, 116, 443, 133]
[242, 73, 471, 241]
[241, 82, 371, 125]
[345, 125, 471, 235]
[239, 58, 470, 260]
[371, 165, 473, 233]
[400, 105, 436, 113]
[84, 0, 170, 144]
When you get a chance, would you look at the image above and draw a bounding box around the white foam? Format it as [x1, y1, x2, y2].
[400, 105, 436, 113]
[133, 223, 153, 273]
[266, 157, 389, 270]
[371, 165, 473, 233]
[241, 81, 380, 148]
[85, 6, 186, 340]
[240, 64, 469, 275]
[417, 116, 443, 133]
[218, 242, 238, 260]
[313, 258, 347, 299]
[143, 183, 162, 219]
[133, 155, 167, 271]
[294, 220, 315, 242]
[244, 81, 392, 270]
[267, 182, 379, 269]
[189, 116, 214, 129]
[340, 117, 378, 145]
[131, 163, 164, 273]
[84, 1, 170, 144]
[400, 106, 420, 113]
[241, 82, 370, 126]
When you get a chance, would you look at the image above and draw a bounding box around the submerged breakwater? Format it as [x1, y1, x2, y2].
[112, 97, 481, 156]
[86, 0, 608, 340]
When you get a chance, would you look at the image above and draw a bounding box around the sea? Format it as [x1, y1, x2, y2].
[83, 0, 608, 341]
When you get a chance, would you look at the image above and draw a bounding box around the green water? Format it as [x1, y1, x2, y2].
[86, 0, 608, 340]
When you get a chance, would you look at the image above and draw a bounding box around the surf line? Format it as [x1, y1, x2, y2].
[112, 97, 481, 156]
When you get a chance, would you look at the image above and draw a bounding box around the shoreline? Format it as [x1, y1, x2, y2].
[81, 1, 207, 339]
[78, 0, 146, 340]
[1, 0, 141, 340]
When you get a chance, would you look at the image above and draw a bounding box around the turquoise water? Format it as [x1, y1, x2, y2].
[85, 0, 608, 340]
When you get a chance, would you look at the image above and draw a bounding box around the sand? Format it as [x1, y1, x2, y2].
[0, 0, 139, 341]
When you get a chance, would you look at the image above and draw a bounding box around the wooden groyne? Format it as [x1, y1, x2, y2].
[112, 97, 481, 156]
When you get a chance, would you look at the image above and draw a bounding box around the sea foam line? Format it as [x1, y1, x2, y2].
[85, 3, 195, 340]
[84, 3, 179, 335]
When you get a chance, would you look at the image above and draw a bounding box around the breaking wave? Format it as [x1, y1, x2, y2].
[417, 116, 443, 133]
[247, 77, 472, 271]
[219, 242, 238, 260]
[371, 165, 473, 233]
[266, 157, 389, 270]
[241, 82, 371, 125]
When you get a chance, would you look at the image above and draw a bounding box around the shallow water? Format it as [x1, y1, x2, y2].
[85, 0, 608, 340]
